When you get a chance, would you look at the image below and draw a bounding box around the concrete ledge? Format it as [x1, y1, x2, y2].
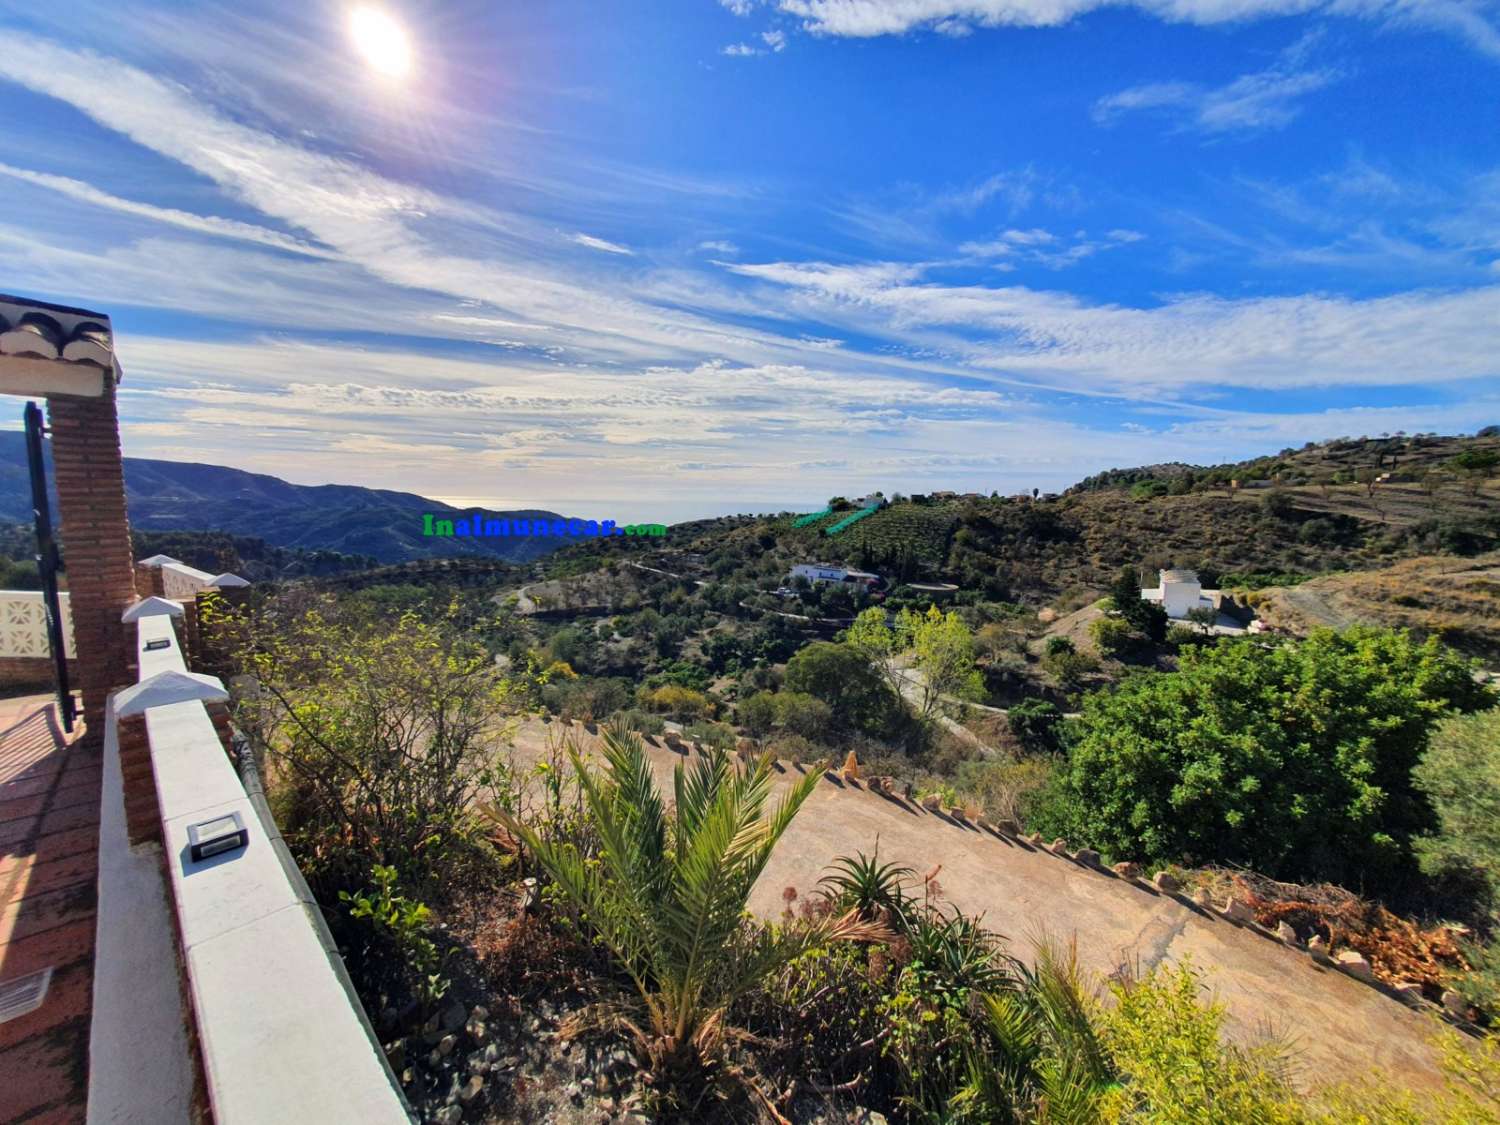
[121, 596, 185, 622]
[87, 695, 195, 1124]
[117, 670, 228, 717]
[120, 614, 411, 1124]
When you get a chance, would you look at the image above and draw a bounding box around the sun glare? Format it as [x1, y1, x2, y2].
[349, 6, 413, 78]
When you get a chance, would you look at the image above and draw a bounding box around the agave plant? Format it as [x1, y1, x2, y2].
[819, 849, 916, 924]
[485, 721, 886, 1076]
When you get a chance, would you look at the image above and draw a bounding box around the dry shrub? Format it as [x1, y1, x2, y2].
[1198, 868, 1469, 995]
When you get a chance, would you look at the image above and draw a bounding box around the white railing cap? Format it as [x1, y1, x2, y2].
[117, 669, 229, 717]
[122, 596, 186, 622]
[137, 554, 182, 567]
[208, 574, 251, 588]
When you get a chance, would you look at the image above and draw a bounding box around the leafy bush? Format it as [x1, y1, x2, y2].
[1045, 635, 1075, 658]
[774, 691, 834, 741]
[1090, 614, 1133, 657]
[1416, 707, 1500, 1012]
[785, 641, 900, 736]
[1034, 628, 1494, 888]
[640, 683, 715, 720]
[1006, 697, 1063, 753]
[1042, 646, 1099, 692]
[337, 864, 449, 1010]
[738, 690, 779, 737]
[612, 707, 666, 735]
[1098, 960, 1303, 1123]
[226, 596, 529, 895]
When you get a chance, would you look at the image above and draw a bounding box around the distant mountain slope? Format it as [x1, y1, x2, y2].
[0, 431, 571, 565]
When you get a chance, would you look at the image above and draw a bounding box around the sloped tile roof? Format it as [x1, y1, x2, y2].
[0, 294, 117, 381]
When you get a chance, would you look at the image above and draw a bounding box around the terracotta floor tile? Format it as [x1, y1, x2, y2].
[0, 959, 92, 1046]
[0, 828, 97, 878]
[0, 1014, 89, 1122]
[0, 882, 96, 947]
[2, 852, 96, 906]
[0, 803, 96, 850]
[0, 919, 95, 979]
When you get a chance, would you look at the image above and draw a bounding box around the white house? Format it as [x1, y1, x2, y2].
[1141, 568, 1215, 619]
[790, 563, 881, 587]
[854, 494, 887, 510]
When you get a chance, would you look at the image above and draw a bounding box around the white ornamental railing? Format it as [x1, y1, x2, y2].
[0, 589, 74, 658]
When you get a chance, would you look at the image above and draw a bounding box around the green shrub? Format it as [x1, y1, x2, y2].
[1006, 698, 1063, 753]
[337, 864, 449, 1010]
[1416, 707, 1500, 1012]
[640, 683, 715, 720]
[1034, 628, 1493, 887]
[785, 641, 899, 736]
[1098, 960, 1303, 1123]
[1090, 615, 1133, 657]
[774, 691, 834, 741]
[738, 690, 779, 737]
[612, 707, 665, 735]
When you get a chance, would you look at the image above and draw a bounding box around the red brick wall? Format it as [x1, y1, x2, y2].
[0, 655, 75, 689]
[47, 384, 137, 748]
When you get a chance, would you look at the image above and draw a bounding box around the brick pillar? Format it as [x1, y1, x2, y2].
[47, 383, 136, 749]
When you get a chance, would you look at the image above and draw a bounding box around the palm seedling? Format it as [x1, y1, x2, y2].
[484, 721, 887, 1087]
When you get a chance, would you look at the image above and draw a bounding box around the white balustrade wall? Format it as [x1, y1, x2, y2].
[0, 589, 75, 659]
[159, 562, 218, 600]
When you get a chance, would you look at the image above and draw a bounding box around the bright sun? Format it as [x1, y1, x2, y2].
[349, 6, 413, 78]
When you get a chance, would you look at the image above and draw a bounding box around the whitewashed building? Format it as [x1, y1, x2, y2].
[1141, 568, 1215, 619]
[790, 563, 881, 587]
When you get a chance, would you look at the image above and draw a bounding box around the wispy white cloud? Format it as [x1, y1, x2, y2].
[763, 28, 788, 49]
[569, 232, 635, 255]
[724, 256, 1500, 392]
[722, 42, 761, 55]
[0, 161, 338, 258]
[958, 226, 1145, 266]
[1094, 53, 1339, 133]
[697, 239, 741, 254]
[775, 0, 1500, 58]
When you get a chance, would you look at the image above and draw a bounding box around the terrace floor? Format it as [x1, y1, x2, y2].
[0, 693, 95, 1124]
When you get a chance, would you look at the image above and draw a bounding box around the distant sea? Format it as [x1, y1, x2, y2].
[433, 497, 814, 525]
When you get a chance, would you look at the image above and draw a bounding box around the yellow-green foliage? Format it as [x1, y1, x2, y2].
[640, 683, 715, 719]
[1317, 1026, 1500, 1123]
[1097, 960, 1306, 1124]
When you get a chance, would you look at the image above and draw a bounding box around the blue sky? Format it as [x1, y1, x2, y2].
[0, 0, 1497, 521]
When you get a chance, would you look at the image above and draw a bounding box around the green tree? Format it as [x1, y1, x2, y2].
[1449, 449, 1500, 496]
[906, 605, 985, 719]
[1007, 698, 1063, 754]
[784, 641, 899, 736]
[1415, 707, 1500, 1011]
[1108, 565, 1141, 613]
[1034, 628, 1492, 887]
[485, 726, 881, 1076]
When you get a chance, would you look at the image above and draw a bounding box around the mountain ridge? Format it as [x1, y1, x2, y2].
[0, 432, 572, 565]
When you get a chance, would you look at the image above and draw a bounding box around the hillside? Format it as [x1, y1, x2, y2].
[0, 432, 572, 565]
[1070, 430, 1500, 495]
[1252, 552, 1500, 663]
[543, 473, 1500, 611]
